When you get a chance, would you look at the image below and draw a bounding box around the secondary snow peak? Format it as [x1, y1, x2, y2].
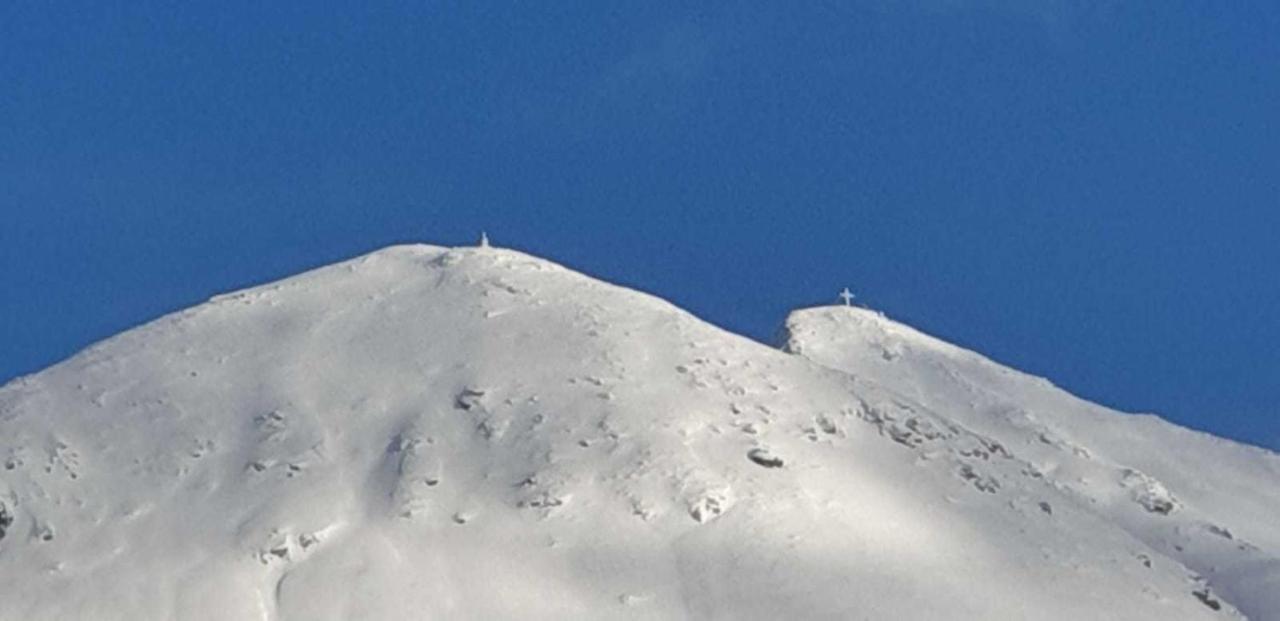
[783, 303, 1280, 618]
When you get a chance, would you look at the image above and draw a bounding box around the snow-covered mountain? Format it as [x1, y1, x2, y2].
[782, 306, 1280, 619]
[0, 244, 1271, 620]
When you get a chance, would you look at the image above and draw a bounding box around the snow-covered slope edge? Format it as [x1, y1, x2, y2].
[782, 305, 1280, 619]
[0, 245, 1248, 619]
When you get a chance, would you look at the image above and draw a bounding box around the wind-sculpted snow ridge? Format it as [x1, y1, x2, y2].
[0, 244, 1255, 619]
[783, 305, 1280, 619]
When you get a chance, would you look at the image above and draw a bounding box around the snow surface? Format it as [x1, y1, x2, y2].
[0, 243, 1269, 619]
[783, 306, 1280, 619]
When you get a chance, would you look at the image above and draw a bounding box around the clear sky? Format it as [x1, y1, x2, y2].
[2, 2, 1277, 450]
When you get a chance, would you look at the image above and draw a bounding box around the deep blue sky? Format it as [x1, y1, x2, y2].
[2, 2, 1277, 450]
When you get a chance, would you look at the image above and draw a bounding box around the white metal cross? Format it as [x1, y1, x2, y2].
[839, 287, 854, 307]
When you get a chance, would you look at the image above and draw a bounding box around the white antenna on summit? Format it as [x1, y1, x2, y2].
[839, 287, 854, 307]
[478, 231, 490, 248]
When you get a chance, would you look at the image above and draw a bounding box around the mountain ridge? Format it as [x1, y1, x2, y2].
[782, 304, 1280, 618]
[0, 243, 1265, 619]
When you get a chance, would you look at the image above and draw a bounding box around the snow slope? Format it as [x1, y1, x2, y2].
[783, 306, 1280, 619]
[0, 244, 1260, 619]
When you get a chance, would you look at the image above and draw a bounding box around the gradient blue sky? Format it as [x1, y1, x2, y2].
[2, 2, 1277, 449]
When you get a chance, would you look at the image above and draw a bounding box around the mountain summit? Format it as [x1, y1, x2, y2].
[0, 245, 1270, 619]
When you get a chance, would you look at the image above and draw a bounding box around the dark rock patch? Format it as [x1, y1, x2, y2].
[0, 501, 12, 541]
[455, 388, 486, 411]
[958, 465, 1000, 493]
[747, 448, 784, 469]
[1192, 588, 1222, 611]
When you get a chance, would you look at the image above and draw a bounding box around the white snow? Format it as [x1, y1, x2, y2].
[0, 244, 1269, 619]
[783, 305, 1280, 619]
